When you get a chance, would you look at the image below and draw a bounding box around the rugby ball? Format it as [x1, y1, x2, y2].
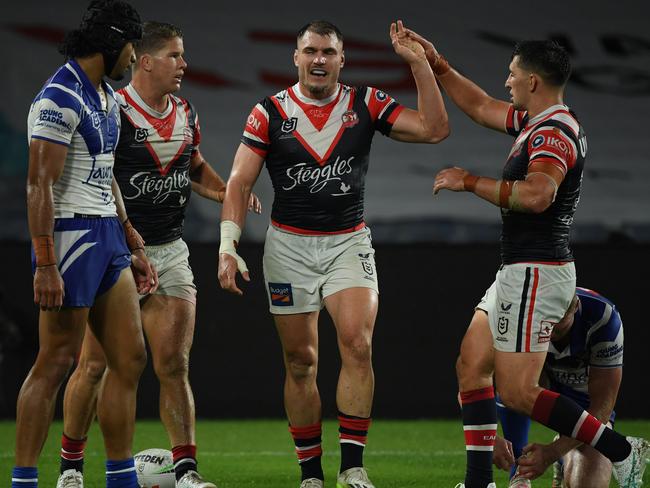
[134, 448, 175, 488]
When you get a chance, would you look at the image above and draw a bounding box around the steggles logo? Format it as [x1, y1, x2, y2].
[282, 156, 354, 194]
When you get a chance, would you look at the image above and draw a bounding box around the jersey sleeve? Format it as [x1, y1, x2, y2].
[589, 305, 624, 368]
[28, 86, 82, 146]
[527, 125, 578, 175]
[241, 99, 271, 158]
[362, 86, 404, 137]
[505, 105, 527, 137]
[188, 101, 201, 154]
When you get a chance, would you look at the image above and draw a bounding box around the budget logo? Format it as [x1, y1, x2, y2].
[269, 282, 294, 306]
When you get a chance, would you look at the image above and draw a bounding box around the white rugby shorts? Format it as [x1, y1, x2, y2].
[477, 261, 576, 352]
[263, 225, 379, 314]
[144, 238, 197, 304]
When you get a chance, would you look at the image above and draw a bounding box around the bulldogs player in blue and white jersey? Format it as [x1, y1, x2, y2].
[14, 2, 155, 488]
[493, 287, 624, 487]
[405, 30, 648, 488]
[218, 20, 449, 488]
[57, 22, 260, 488]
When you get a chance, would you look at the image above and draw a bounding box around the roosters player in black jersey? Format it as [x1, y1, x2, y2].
[218, 20, 449, 488]
[404, 29, 648, 488]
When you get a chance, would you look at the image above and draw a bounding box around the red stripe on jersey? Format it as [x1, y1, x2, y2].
[272, 220, 366, 236]
[460, 387, 495, 405]
[288, 85, 342, 131]
[366, 87, 395, 122]
[525, 267, 540, 352]
[121, 89, 177, 141]
[529, 156, 568, 175]
[386, 104, 404, 125]
[463, 428, 497, 447]
[575, 415, 603, 445]
[142, 103, 190, 176]
[505, 105, 526, 134]
[289, 423, 322, 440]
[531, 389, 560, 425]
[245, 105, 270, 144]
[270, 95, 288, 118]
[528, 128, 576, 171]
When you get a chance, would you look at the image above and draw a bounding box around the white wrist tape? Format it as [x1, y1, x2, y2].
[219, 220, 248, 274]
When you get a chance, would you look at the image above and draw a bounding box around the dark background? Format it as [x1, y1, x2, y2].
[1, 241, 647, 419]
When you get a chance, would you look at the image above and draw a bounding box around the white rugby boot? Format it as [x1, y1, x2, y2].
[551, 459, 564, 487]
[612, 436, 650, 488]
[336, 467, 375, 487]
[56, 469, 83, 488]
[300, 478, 324, 488]
[508, 474, 531, 487]
[176, 470, 217, 488]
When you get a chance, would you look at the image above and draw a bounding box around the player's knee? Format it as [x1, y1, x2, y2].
[35, 349, 77, 383]
[284, 347, 317, 382]
[153, 348, 189, 381]
[80, 357, 107, 384]
[338, 330, 372, 366]
[498, 385, 537, 414]
[110, 344, 147, 380]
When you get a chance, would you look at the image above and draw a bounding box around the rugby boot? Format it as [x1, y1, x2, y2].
[176, 470, 217, 488]
[454, 484, 496, 488]
[336, 467, 375, 488]
[56, 469, 83, 488]
[300, 478, 324, 488]
[612, 436, 650, 488]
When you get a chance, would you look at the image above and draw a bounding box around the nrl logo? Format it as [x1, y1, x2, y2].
[281, 117, 298, 133]
[134, 127, 149, 143]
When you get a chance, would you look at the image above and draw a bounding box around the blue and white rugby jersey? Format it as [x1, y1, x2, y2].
[27, 60, 120, 217]
[544, 287, 624, 406]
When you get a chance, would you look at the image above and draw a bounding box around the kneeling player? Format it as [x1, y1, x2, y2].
[494, 287, 624, 488]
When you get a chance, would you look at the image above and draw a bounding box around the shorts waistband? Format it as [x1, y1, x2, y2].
[57, 212, 117, 219]
[145, 238, 183, 250]
[271, 220, 366, 236]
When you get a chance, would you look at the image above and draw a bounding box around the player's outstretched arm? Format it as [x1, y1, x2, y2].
[27, 139, 67, 310]
[388, 20, 449, 143]
[189, 148, 262, 214]
[433, 161, 563, 214]
[218, 144, 264, 295]
[405, 28, 511, 133]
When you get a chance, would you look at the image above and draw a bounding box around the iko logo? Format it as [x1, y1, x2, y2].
[281, 117, 298, 133]
[269, 282, 294, 306]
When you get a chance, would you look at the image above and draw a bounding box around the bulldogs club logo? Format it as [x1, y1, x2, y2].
[281, 117, 298, 133]
[341, 110, 359, 128]
[134, 127, 149, 143]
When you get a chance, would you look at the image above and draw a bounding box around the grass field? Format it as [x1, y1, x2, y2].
[1, 419, 649, 487]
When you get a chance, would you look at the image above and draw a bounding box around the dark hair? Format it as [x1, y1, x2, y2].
[59, 0, 142, 59]
[511, 40, 571, 87]
[135, 22, 183, 57]
[297, 20, 343, 44]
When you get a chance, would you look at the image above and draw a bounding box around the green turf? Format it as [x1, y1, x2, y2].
[2, 419, 649, 486]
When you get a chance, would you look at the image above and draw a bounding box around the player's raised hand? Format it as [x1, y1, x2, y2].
[433, 166, 471, 194]
[390, 20, 426, 64]
[33, 265, 65, 311]
[402, 28, 440, 64]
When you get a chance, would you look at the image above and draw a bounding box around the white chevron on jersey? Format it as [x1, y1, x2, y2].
[117, 84, 193, 175]
[271, 83, 355, 165]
